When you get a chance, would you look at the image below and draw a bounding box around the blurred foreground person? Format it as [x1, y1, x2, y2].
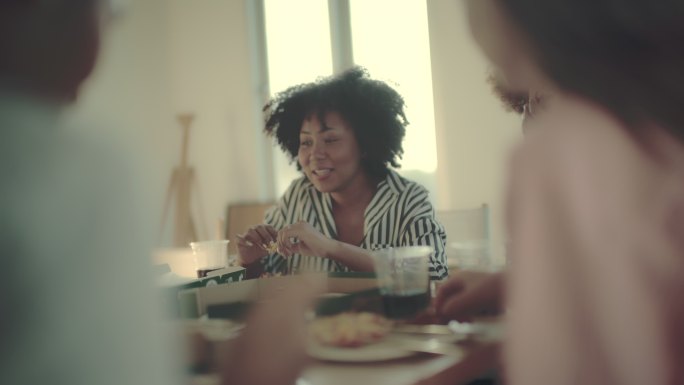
[472, 0, 684, 384]
[430, 73, 550, 327]
[0, 2, 184, 385]
[424, 0, 684, 384]
[0, 2, 312, 385]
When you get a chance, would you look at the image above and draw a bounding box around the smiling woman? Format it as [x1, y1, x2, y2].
[236, 68, 448, 280]
[298, 111, 365, 195]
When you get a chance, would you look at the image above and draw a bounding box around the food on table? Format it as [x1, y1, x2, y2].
[310, 312, 392, 348]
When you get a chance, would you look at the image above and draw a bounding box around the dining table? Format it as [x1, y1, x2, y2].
[182, 275, 501, 385]
[189, 333, 499, 385]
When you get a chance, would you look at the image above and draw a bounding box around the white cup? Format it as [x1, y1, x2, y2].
[189, 240, 231, 278]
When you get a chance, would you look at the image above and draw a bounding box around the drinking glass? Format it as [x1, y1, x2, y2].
[190, 240, 231, 278]
[372, 246, 432, 319]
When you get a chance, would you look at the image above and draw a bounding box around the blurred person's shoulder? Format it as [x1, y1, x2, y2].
[0, 94, 183, 385]
[510, 93, 684, 199]
[509, 93, 684, 264]
[0, 94, 137, 221]
[0, 92, 153, 275]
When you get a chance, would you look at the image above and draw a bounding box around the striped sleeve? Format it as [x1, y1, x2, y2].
[399, 186, 449, 281]
[261, 179, 303, 274]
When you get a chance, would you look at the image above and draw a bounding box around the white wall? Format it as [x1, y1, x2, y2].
[427, 0, 522, 253]
[68, 0, 177, 245]
[165, 0, 271, 240]
[71, 0, 521, 254]
[71, 0, 270, 247]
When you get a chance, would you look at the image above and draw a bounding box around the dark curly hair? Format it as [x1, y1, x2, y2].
[496, 0, 684, 143]
[263, 67, 407, 179]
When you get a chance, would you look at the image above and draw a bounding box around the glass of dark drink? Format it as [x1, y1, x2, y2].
[372, 246, 432, 319]
[189, 240, 230, 278]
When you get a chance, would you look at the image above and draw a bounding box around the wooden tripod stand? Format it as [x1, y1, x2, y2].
[159, 113, 205, 247]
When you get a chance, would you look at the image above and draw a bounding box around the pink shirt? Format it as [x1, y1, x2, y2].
[506, 94, 684, 385]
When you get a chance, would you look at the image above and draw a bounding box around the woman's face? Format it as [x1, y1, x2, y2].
[298, 111, 367, 194]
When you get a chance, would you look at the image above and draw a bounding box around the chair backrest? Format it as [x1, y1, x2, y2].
[436, 204, 490, 243]
[225, 202, 275, 255]
[436, 204, 491, 269]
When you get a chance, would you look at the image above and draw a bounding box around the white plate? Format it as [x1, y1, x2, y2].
[308, 339, 415, 362]
[179, 319, 244, 341]
[448, 320, 504, 342]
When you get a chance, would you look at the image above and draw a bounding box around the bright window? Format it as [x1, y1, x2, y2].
[263, 0, 334, 195]
[349, 0, 438, 196]
[349, 0, 437, 173]
[263, 0, 438, 198]
[263, 0, 334, 96]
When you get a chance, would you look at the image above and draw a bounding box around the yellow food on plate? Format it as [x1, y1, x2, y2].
[264, 241, 278, 254]
[309, 312, 392, 348]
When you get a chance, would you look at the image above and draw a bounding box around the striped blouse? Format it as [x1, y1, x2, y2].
[262, 169, 448, 280]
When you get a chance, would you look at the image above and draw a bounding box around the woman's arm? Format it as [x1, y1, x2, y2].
[400, 188, 448, 280]
[325, 238, 375, 271]
[276, 221, 375, 272]
[238, 179, 303, 276]
[276, 185, 449, 276]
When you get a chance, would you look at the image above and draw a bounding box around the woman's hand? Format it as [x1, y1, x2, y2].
[277, 221, 337, 258]
[236, 224, 278, 265]
[434, 271, 504, 322]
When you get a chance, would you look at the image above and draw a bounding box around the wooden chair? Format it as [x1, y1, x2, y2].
[225, 202, 275, 255]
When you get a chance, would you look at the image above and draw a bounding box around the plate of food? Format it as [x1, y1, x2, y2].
[307, 312, 415, 362]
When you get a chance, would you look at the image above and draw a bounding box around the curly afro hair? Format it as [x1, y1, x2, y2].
[263, 67, 407, 179]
